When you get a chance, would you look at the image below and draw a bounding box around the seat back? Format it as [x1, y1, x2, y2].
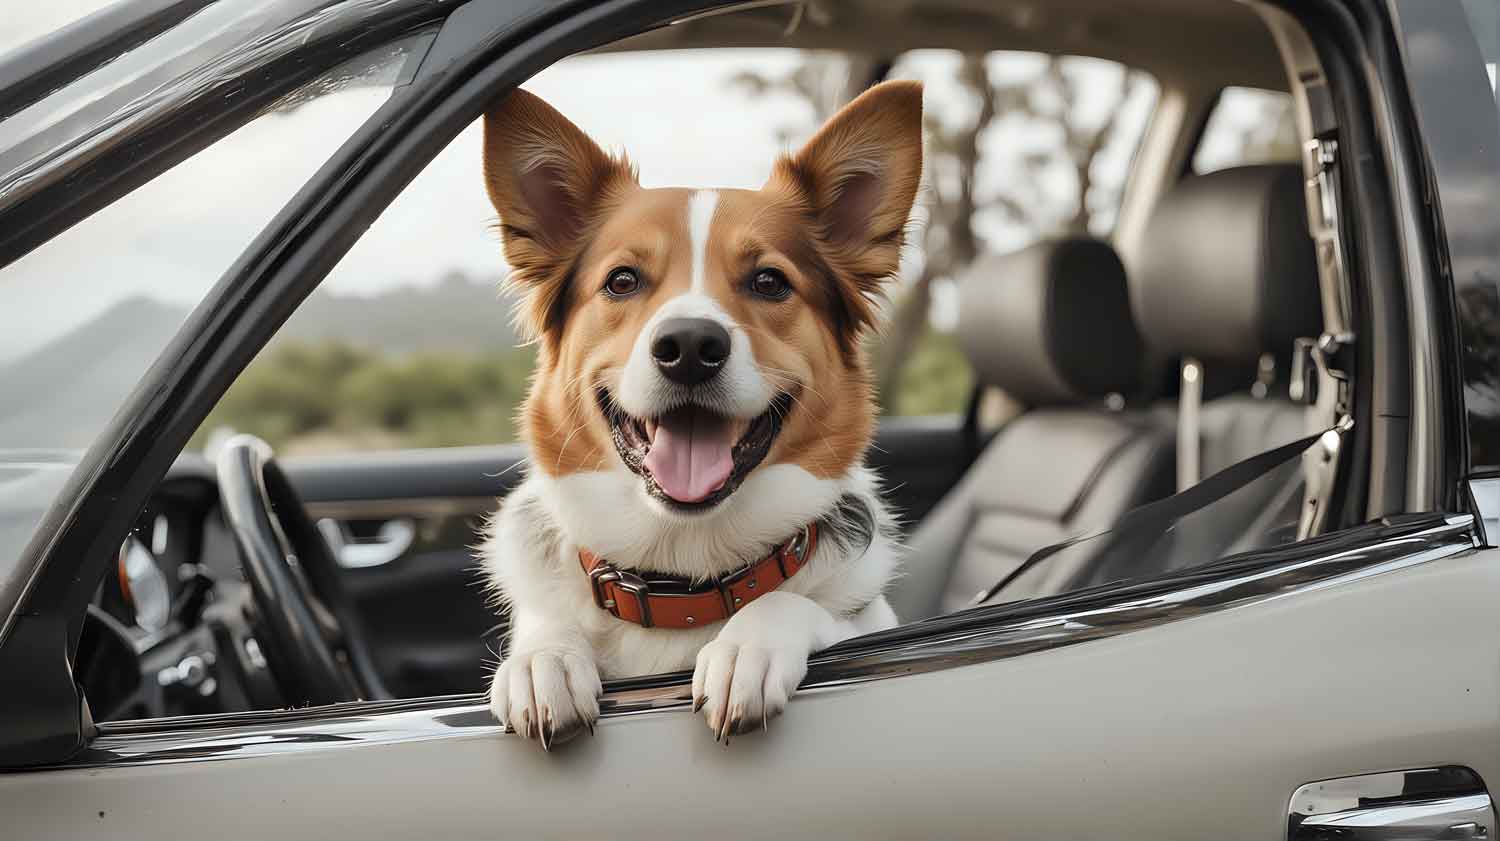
[1133, 163, 1324, 565]
[891, 237, 1173, 621]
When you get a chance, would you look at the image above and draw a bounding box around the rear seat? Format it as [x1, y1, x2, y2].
[1131, 163, 1324, 564]
[891, 237, 1174, 621]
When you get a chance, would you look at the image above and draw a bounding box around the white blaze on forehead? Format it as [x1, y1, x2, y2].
[687, 190, 720, 293]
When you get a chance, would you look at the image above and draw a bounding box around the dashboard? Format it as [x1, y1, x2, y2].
[81, 455, 283, 722]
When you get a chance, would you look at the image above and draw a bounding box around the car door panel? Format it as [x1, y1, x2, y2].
[8, 528, 1494, 839]
[284, 446, 526, 697]
[312, 502, 497, 697]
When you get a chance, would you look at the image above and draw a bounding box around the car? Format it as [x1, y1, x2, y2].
[1, 0, 1499, 837]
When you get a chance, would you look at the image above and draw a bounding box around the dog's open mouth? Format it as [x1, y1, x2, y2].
[599, 389, 792, 511]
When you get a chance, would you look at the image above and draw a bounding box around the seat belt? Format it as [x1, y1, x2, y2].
[970, 424, 1338, 607]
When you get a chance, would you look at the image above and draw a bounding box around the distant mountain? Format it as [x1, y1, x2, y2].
[0, 296, 188, 448]
[0, 273, 523, 449]
[277, 271, 521, 354]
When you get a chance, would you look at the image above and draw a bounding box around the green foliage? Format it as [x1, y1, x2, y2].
[194, 341, 535, 454]
[198, 330, 969, 455]
[874, 327, 973, 417]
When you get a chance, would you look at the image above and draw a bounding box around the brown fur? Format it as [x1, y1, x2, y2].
[482, 81, 924, 483]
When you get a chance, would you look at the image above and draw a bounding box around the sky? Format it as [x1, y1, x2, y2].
[0, 0, 1159, 366]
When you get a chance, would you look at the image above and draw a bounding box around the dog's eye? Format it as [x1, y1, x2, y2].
[748, 269, 792, 300]
[604, 268, 642, 298]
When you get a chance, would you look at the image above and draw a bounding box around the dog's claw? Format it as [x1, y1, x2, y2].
[691, 696, 705, 713]
[491, 650, 601, 751]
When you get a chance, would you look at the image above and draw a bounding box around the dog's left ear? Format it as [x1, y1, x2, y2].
[770, 80, 923, 333]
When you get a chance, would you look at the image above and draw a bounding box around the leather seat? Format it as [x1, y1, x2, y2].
[891, 237, 1174, 622]
[1131, 163, 1324, 564]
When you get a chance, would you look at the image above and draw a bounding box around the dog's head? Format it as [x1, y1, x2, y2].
[483, 81, 922, 517]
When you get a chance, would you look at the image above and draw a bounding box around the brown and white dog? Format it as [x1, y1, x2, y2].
[479, 80, 923, 747]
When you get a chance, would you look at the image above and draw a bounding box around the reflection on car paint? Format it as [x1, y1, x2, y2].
[1392, 2, 1500, 474]
[33, 514, 1472, 771]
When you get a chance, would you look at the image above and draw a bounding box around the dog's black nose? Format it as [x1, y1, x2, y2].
[651, 318, 730, 386]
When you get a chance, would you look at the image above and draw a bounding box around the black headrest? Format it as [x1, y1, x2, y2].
[956, 236, 1144, 406]
[1135, 164, 1321, 367]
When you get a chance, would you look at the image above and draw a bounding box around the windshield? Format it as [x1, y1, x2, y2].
[0, 15, 423, 597]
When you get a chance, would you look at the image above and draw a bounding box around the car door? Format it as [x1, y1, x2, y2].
[4, 515, 1496, 840]
[5, 1, 1500, 839]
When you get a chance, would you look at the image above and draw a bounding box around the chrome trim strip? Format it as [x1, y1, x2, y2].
[25, 516, 1476, 772]
[1289, 767, 1495, 839]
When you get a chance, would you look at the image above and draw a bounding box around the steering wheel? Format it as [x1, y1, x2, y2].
[215, 435, 383, 706]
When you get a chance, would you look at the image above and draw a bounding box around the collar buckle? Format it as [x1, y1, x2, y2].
[778, 525, 813, 577]
[588, 561, 653, 628]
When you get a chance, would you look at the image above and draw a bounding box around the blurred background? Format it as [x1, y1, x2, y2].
[0, 2, 1296, 458]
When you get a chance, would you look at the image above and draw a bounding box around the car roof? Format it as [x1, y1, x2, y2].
[609, 0, 1288, 91]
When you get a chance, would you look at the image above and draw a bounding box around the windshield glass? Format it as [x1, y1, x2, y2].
[0, 26, 419, 596]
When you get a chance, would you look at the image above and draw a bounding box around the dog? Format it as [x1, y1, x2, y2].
[478, 79, 923, 747]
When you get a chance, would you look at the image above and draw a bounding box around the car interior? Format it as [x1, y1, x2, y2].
[69, 0, 1363, 723]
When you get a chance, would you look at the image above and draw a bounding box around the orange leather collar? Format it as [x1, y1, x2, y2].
[579, 523, 818, 629]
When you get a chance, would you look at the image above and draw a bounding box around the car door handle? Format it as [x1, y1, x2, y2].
[1290, 767, 1495, 840]
[316, 517, 416, 568]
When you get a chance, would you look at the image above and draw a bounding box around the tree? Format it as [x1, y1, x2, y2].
[730, 51, 1149, 411]
[727, 52, 882, 138]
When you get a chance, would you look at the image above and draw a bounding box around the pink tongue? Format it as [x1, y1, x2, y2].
[643, 408, 735, 503]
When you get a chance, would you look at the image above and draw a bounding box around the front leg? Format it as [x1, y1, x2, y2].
[691, 591, 861, 742]
[489, 619, 602, 751]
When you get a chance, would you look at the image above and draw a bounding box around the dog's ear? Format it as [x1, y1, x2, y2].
[770, 80, 923, 337]
[483, 89, 636, 341]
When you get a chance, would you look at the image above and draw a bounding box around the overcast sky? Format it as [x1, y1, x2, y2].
[0, 0, 1161, 365]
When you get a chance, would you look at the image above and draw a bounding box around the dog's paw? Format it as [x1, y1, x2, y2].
[489, 649, 602, 750]
[690, 638, 808, 744]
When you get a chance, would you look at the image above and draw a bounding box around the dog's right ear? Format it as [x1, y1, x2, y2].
[483, 89, 636, 341]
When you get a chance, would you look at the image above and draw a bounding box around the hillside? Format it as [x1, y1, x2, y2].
[0, 273, 523, 449]
[278, 271, 520, 354]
